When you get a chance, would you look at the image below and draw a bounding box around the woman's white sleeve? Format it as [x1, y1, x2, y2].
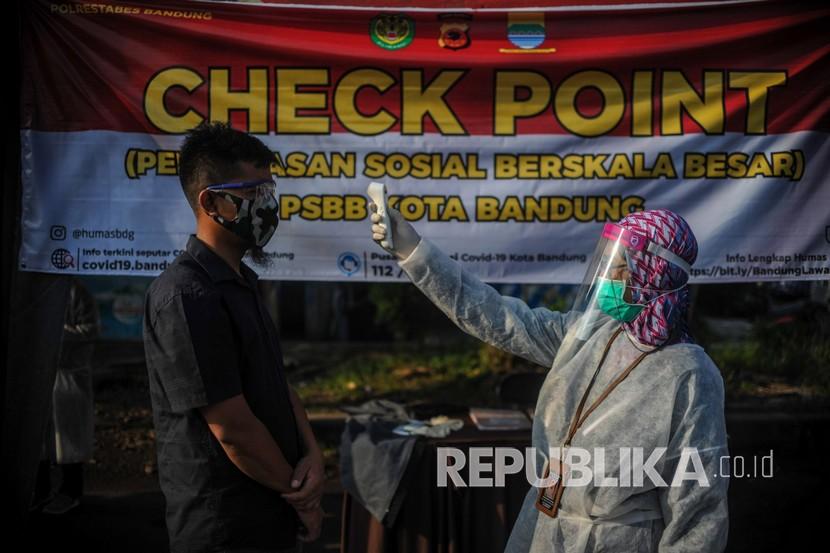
[657, 360, 730, 553]
[397, 238, 577, 368]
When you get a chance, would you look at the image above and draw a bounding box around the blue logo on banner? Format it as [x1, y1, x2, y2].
[337, 252, 361, 277]
[507, 14, 546, 49]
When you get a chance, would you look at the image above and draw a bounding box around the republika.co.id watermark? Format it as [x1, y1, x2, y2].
[436, 447, 775, 488]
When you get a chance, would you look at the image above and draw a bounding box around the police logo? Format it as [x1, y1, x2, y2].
[370, 14, 415, 50]
[438, 14, 471, 50]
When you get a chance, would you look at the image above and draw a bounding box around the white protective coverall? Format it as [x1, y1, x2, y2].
[398, 237, 729, 553]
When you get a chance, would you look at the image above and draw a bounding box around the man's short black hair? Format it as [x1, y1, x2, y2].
[178, 121, 274, 212]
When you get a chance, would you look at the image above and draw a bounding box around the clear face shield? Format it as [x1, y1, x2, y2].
[569, 222, 692, 342]
[205, 176, 278, 205]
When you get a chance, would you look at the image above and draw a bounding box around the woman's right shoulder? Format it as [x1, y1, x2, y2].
[662, 343, 725, 403]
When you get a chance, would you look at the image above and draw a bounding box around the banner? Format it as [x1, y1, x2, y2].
[20, 0, 830, 282]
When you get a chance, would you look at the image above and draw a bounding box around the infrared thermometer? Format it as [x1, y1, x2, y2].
[367, 182, 394, 250]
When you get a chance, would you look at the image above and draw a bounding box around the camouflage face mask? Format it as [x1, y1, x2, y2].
[211, 190, 279, 248]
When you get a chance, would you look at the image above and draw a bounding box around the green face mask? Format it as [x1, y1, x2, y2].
[596, 277, 645, 322]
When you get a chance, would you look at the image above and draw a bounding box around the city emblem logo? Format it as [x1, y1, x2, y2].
[438, 14, 471, 50]
[370, 14, 415, 50]
[500, 12, 556, 54]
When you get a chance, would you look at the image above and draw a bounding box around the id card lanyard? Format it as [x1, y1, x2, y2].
[535, 325, 660, 519]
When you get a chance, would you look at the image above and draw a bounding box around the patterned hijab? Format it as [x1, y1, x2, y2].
[616, 209, 698, 347]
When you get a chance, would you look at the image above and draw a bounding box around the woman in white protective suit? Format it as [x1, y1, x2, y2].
[369, 205, 729, 553]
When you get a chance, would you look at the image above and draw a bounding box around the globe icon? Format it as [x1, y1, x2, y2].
[51, 248, 74, 269]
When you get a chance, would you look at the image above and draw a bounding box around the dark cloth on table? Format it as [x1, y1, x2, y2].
[143, 235, 302, 553]
[341, 421, 533, 553]
[340, 399, 410, 422]
[339, 400, 423, 526]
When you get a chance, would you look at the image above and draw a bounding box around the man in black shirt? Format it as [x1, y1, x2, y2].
[143, 122, 324, 553]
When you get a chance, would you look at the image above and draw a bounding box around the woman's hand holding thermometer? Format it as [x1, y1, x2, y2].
[367, 182, 421, 261]
[366, 182, 393, 250]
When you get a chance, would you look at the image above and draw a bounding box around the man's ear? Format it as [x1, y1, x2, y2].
[197, 188, 216, 216]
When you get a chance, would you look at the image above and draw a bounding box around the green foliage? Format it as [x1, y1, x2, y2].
[707, 341, 761, 393]
[708, 305, 830, 395]
[367, 284, 408, 339]
[752, 306, 830, 391]
[545, 295, 569, 313]
[367, 283, 454, 340]
[295, 344, 511, 408]
[478, 343, 515, 373]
